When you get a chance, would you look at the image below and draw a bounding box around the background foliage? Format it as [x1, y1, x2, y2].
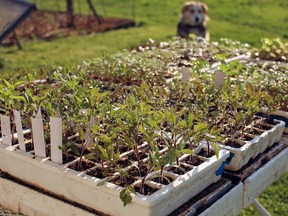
[0, 0, 288, 76]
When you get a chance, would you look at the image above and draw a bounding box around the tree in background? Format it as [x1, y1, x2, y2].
[66, 0, 101, 27]
[66, 0, 74, 28]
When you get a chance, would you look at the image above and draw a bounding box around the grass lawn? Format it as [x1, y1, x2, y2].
[0, 1, 287, 215]
[240, 173, 288, 216]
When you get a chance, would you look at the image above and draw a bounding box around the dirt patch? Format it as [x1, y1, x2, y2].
[2, 10, 135, 45]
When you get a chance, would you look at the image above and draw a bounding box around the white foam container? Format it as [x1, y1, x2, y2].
[218, 120, 285, 171]
[199, 182, 243, 216]
[243, 145, 288, 207]
[0, 111, 230, 216]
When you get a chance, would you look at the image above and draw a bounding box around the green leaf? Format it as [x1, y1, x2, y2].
[180, 149, 194, 155]
[211, 143, 220, 159]
[97, 145, 109, 160]
[92, 125, 100, 135]
[246, 83, 254, 96]
[194, 122, 208, 132]
[138, 124, 146, 134]
[91, 87, 100, 97]
[85, 153, 96, 160]
[120, 186, 136, 207]
[177, 120, 186, 128]
[147, 118, 159, 129]
[116, 118, 126, 130]
[187, 113, 194, 128]
[58, 145, 68, 151]
[210, 126, 221, 136]
[165, 110, 176, 125]
[12, 95, 25, 101]
[100, 134, 112, 145]
[123, 135, 134, 147]
[78, 127, 85, 141]
[70, 144, 80, 156]
[3, 79, 12, 88]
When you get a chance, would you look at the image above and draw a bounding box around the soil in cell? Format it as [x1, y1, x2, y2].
[135, 184, 160, 196]
[197, 148, 215, 158]
[109, 175, 136, 187]
[167, 164, 193, 175]
[182, 155, 204, 166]
[68, 160, 95, 172]
[224, 139, 244, 148]
[86, 167, 107, 179]
[150, 175, 174, 185]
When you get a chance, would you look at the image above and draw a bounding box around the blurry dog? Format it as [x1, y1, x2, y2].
[177, 1, 209, 40]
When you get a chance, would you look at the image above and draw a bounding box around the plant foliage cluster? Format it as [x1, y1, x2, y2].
[252, 38, 288, 62]
[0, 38, 287, 205]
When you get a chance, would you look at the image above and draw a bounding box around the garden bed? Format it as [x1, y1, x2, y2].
[2, 10, 135, 45]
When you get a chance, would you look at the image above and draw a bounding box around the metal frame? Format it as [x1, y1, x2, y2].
[0, 0, 36, 42]
[252, 199, 272, 216]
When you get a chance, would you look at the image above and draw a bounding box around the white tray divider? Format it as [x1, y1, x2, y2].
[13, 110, 26, 151]
[31, 108, 46, 158]
[50, 117, 63, 164]
[215, 71, 226, 89]
[0, 114, 12, 146]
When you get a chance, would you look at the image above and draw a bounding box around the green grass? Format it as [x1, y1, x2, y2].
[240, 173, 288, 216]
[1, 0, 288, 76]
[0, 1, 287, 214]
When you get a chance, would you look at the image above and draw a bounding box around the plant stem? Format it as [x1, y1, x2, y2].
[140, 166, 153, 194]
[11, 112, 16, 145]
[173, 133, 179, 165]
[207, 141, 210, 156]
[160, 166, 164, 177]
[78, 140, 85, 170]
